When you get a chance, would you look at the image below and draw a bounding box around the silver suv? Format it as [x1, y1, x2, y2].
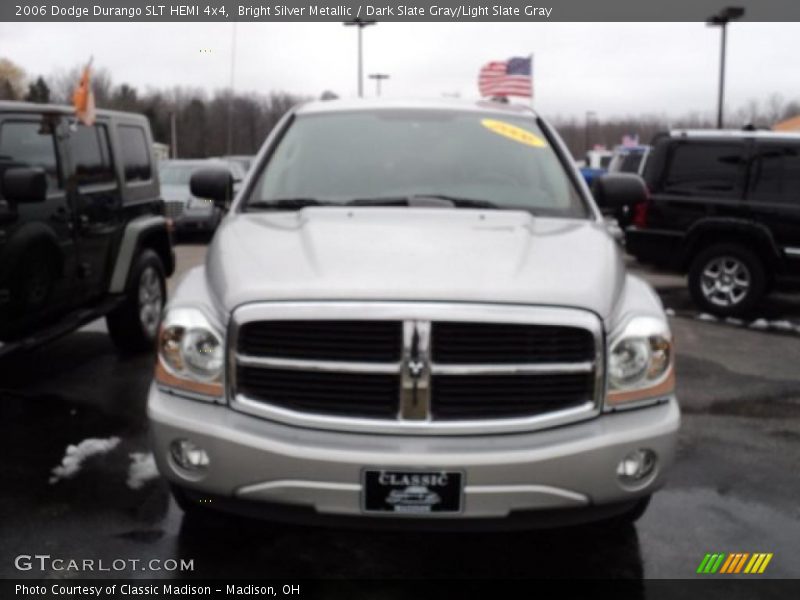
[148, 99, 679, 528]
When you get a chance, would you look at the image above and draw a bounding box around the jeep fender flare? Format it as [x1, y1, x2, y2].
[109, 215, 174, 294]
[680, 218, 782, 269]
[0, 221, 64, 282]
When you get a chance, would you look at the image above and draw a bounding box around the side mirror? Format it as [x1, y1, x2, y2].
[190, 167, 233, 208]
[592, 173, 648, 211]
[2, 167, 47, 204]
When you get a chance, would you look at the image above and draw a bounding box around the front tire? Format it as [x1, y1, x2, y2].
[688, 243, 766, 317]
[107, 249, 166, 353]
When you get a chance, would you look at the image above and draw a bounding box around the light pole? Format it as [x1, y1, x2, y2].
[707, 6, 744, 129]
[585, 111, 597, 156]
[343, 19, 376, 98]
[368, 73, 390, 97]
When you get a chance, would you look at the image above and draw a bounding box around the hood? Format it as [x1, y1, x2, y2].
[206, 208, 626, 319]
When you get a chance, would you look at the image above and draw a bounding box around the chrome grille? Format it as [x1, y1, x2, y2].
[431, 322, 595, 364]
[238, 320, 402, 362]
[431, 373, 594, 420]
[164, 200, 185, 219]
[230, 303, 604, 435]
[237, 366, 400, 419]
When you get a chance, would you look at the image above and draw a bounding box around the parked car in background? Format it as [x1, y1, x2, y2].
[217, 154, 255, 175]
[608, 145, 650, 175]
[150, 99, 679, 530]
[625, 129, 800, 316]
[580, 148, 613, 187]
[152, 142, 170, 162]
[159, 159, 243, 234]
[0, 101, 174, 355]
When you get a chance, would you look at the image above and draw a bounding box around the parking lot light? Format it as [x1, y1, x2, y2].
[343, 19, 377, 98]
[707, 6, 745, 129]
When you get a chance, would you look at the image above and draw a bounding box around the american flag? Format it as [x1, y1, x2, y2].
[478, 56, 533, 98]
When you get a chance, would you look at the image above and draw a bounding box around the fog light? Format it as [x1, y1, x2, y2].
[170, 439, 209, 471]
[616, 449, 656, 485]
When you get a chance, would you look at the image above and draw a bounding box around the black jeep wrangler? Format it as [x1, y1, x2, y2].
[0, 101, 174, 355]
[625, 130, 800, 316]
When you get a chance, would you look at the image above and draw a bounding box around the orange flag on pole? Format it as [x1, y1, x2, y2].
[72, 58, 96, 126]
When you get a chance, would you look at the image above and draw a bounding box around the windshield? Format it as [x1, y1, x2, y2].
[159, 164, 197, 186]
[245, 109, 588, 218]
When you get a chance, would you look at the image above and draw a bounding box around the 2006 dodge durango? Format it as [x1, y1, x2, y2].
[148, 99, 680, 529]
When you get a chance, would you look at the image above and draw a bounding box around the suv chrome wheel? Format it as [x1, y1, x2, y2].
[138, 265, 164, 338]
[700, 256, 751, 307]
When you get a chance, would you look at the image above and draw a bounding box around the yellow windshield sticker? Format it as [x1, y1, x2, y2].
[481, 119, 547, 148]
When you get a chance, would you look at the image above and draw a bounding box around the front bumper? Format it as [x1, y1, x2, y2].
[173, 210, 218, 232]
[149, 385, 679, 522]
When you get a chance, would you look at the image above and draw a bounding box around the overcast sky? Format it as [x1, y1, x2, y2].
[1, 21, 798, 119]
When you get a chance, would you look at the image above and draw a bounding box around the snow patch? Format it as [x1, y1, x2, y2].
[724, 317, 744, 326]
[127, 453, 159, 490]
[769, 320, 795, 332]
[696, 313, 718, 322]
[749, 319, 769, 330]
[49, 437, 121, 484]
[665, 308, 676, 317]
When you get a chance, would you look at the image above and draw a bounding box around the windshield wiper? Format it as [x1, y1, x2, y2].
[248, 195, 504, 210]
[247, 198, 338, 210]
[415, 194, 501, 209]
[346, 195, 501, 209]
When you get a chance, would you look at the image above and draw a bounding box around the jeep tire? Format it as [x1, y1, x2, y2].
[688, 243, 766, 318]
[107, 249, 166, 354]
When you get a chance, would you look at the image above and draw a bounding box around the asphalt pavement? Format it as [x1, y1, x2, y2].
[1, 243, 798, 580]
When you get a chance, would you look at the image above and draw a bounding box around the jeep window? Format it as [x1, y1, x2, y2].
[68, 123, 115, 186]
[246, 110, 588, 218]
[662, 142, 745, 196]
[750, 144, 800, 203]
[0, 119, 61, 197]
[118, 125, 152, 182]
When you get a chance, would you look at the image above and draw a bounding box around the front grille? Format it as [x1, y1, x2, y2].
[164, 200, 185, 219]
[237, 366, 399, 419]
[231, 305, 601, 433]
[431, 373, 594, 420]
[238, 320, 402, 362]
[431, 322, 595, 364]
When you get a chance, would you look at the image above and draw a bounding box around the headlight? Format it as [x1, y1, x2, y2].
[607, 316, 674, 408]
[155, 307, 224, 400]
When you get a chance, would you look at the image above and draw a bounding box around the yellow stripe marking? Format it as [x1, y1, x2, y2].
[758, 554, 773, 574]
[744, 554, 760, 574]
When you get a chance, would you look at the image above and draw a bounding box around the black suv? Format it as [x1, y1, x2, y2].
[0, 101, 174, 355]
[625, 130, 800, 316]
